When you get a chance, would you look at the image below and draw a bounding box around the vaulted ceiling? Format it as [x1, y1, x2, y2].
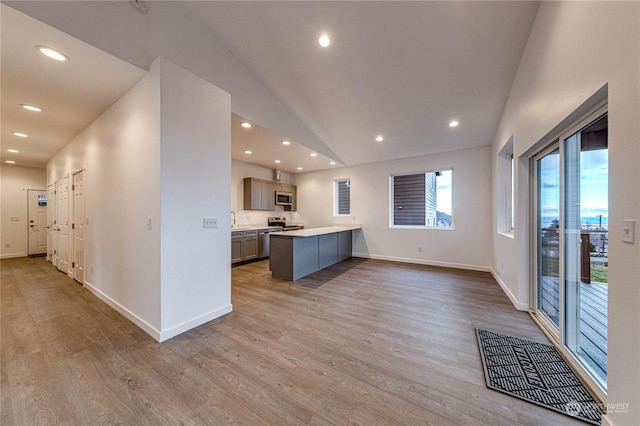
[1, 1, 540, 172]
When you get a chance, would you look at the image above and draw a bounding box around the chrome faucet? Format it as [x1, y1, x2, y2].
[231, 211, 236, 226]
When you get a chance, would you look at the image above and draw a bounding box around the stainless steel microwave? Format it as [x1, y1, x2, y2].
[275, 191, 293, 206]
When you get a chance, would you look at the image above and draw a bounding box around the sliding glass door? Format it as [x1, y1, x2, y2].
[536, 146, 561, 334]
[533, 107, 608, 390]
[563, 113, 608, 388]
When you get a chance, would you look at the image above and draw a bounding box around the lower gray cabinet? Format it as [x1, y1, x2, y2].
[242, 230, 258, 261]
[231, 231, 243, 263]
[270, 229, 353, 280]
[319, 233, 338, 269]
[232, 229, 259, 264]
[337, 230, 352, 261]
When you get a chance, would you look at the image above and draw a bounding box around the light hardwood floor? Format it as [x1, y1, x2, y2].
[1, 256, 584, 425]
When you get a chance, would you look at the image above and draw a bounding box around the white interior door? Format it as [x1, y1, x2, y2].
[56, 176, 70, 274]
[72, 170, 85, 283]
[47, 184, 56, 262]
[27, 190, 48, 256]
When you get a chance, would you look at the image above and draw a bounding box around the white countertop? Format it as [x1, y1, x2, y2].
[231, 225, 280, 231]
[270, 224, 361, 237]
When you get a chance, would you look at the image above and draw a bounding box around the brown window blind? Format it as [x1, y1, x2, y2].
[393, 173, 425, 225]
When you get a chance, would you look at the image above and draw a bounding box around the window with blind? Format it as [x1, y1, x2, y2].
[498, 137, 515, 234]
[390, 170, 453, 228]
[334, 178, 351, 215]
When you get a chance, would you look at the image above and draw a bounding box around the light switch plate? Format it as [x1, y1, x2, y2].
[623, 219, 635, 243]
[203, 218, 217, 228]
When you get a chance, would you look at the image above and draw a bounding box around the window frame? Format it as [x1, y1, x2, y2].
[389, 168, 454, 230]
[498, 137, 515, 236]
[333, 177, 351, 216]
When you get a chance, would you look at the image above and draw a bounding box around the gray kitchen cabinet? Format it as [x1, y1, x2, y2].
[231, 231, 243, 263]
[244, 178, 275, 211]
[284, 185, 297, 212]
[337, 230, 352, 261]
[276, 182, 292, 193]
[242, 230, 258, 260]
[231, 229, 259, 264]
[318, 233, 338, 269]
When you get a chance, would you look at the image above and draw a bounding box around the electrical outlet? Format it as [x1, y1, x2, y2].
[418, 247, 422, 252]
[203, 218, 218, 228]
[4, 243, 10, 248]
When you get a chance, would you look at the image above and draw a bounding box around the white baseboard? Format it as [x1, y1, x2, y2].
[83, 280, 162, 341]
[0, 253, 26, 259]
[83, 280, 233, 343]
[489, 268, 529, 310]
[159, 304, 233, 342]
[352, 252, 491, 273]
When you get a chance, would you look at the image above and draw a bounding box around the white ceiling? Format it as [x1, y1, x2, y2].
[183, 1, 540, 166]
[231, 113, 341, 174]
[1, 1, 540, 173]
[0, 5, 147, 168]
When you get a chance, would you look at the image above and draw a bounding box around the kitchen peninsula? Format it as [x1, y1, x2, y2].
[269, 225, 362, 280]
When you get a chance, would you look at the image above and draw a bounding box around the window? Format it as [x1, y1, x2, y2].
[390, 169, 452, 228]
[508, 151, 515, 232]
[334, 178, 351, 215]
[498, 137, 515, 234]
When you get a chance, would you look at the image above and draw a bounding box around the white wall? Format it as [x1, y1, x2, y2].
[491, 2, 640, 423]
[295, 146, 492, 271]
[231, 160, 302, 226]
[47, 58, 233, 342]
[158, 58, 232, 340]
[48, 65, 162, 336]
[0, 166, 46, 258]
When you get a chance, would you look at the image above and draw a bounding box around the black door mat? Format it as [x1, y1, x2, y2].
[475, 328, 603, 425]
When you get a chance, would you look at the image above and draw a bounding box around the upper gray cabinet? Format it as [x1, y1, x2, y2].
[276, 182, 292, 193]
[244, 177, 296, 211]
[244, 178, 275, 211]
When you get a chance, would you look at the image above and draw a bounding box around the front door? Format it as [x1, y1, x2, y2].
[27, 190, 48, 256]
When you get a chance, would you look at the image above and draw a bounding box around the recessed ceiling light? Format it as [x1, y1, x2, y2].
[21, 104, 42, 112]
[310, 153, 317, 157]
[241, 122, 252, 128]
[449, 120, 459, 128]
[319, 35, 331, 48]
[375, 135, 384, 142]
[5, 160, 16, 164]
[297, 167, 303, 170]
[244, 150, 252, 154]
[274, 160, 281, 164]
[13, 132, 28, 138]
[7, 149, 19, 153]
[330, 161, 336, 165]
[282, 140, 290, 145]
[36, 45, 69, 62]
